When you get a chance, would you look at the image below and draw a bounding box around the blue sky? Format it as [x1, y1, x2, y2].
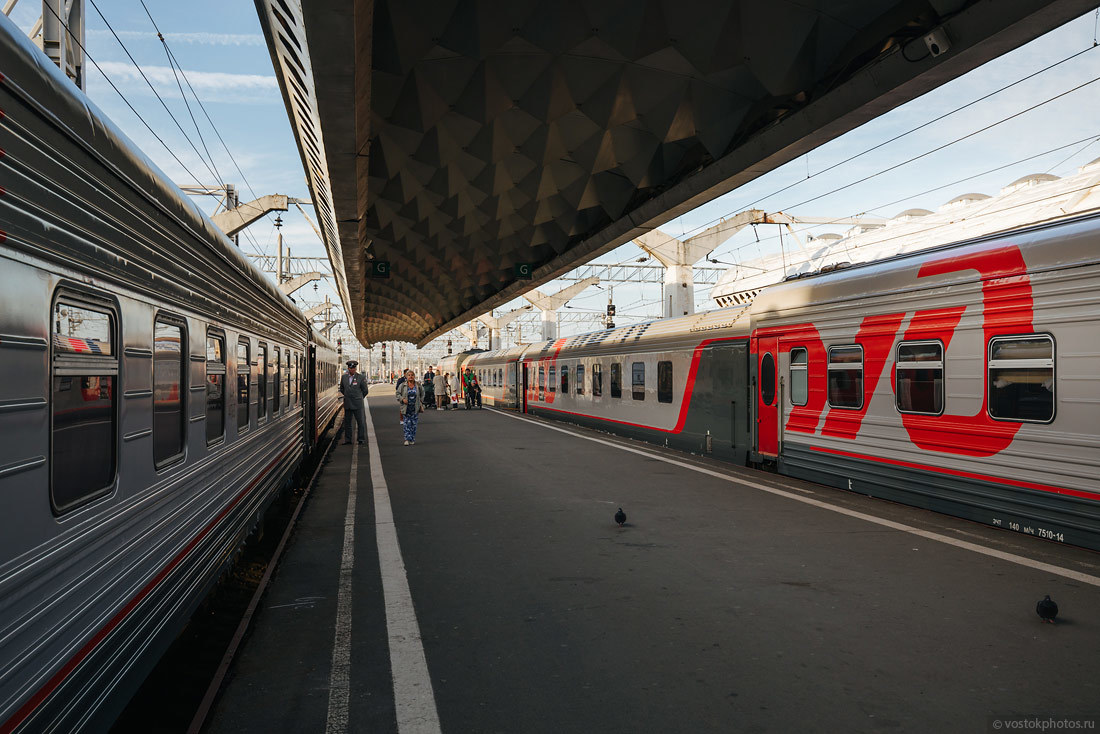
[7, 3, 1100, 348]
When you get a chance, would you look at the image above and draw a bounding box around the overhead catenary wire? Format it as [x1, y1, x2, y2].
[671, 41, 1100, 243]
[138, 0, 263, 205]
[87, 0, 225, 188]
[149, 23, 225, 191]
[707, 131, 1100, 264]
[37, 1, 207, 189]
[128, 0, 291, 260]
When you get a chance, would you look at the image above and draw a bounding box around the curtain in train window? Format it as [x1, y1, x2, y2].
[561, 365, 569, 394]
[237, 340, 250, 431]
[592, 363, 602, 397]
[273, 347, 281, 413]
[827, 346, 863, 408]
[548, 366, 556, 393]
[51, 299, 117, 512]
[895, 342, 943, 415]
[631, 362, 645, 400]
[206, 332, 226, 445]
[257, 344, 267, 422]
[284, 350, 291, 409]
[657, 361, 673, 403]
[154, 317, 185, 467]
[988, 335, 1054, 422]
[576, 364, 585, 395]
[789, 348, 808, 406]
[610, 363, 622, 398]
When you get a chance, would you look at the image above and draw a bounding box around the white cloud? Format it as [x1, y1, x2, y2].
[86, 29, 264, 47]
[94, 60, 276, 93]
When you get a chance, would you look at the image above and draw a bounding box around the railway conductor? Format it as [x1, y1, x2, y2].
[339, 360, 368, 444]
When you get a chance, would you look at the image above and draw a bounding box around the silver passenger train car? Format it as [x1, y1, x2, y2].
[462, 215, 1100, 553]
[0, 17, 339, 732]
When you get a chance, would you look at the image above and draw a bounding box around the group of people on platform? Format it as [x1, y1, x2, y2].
[338, 361, 484, 447]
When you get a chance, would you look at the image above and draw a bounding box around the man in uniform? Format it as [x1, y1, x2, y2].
[339, 360, 368, 444]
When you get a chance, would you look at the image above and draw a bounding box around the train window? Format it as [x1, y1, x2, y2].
[206, 331, 226, 445]
[631, 362, 645, 400]
[895, 341, 943, 415]
[284, 350, 291, 409]
[549, 366, 556, 393]
[257, 344, 267, 423]
[153, 316, 186, 468]
[51, 298, 117, 512]
[611, 363, 622, 398]
[657, 361, 673, 403]
[760, 354, 776, 406]
[988, 335, 1054, 422]
[274, 347, 281, 414]
[789, 348, 808, 406]
[561, 365, 569, 394]
[576, 364, 585, 395]
[827, 345, 863, 409]
[237, 340, 250, 432]
[592, 363, 602, 397]
[538, 365, 545, 400]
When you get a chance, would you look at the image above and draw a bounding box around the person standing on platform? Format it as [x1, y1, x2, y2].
[433, 369, 447, 411]
[339, 360, 368, 444]
[396, 369, 413, 424]
[423, 366, 436, 408]
[399, 371, 425, 445]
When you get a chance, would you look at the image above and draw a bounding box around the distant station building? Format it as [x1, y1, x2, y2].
[711, 158, 1100, 308]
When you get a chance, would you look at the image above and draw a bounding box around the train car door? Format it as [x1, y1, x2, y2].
[756, 336, 779, 457]
[306, 344, 317, 447]
[521, 363, 529, 413]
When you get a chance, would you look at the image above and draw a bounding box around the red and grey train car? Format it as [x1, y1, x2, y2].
[0, 18, 339, 733]
[465, 215, 1100, 552]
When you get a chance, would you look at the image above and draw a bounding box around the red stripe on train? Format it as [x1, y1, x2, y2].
[809, 445, 1100, 502]
[1, 446, 293, 734]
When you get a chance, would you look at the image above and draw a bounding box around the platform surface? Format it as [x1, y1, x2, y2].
[206, 390, 1100, 733]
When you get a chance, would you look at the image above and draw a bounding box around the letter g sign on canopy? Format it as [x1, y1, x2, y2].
[371, 260, 390, 278]
[514, 263, 533, 280]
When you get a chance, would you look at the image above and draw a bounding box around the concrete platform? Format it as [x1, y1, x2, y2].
[205, 390, 1100, 733]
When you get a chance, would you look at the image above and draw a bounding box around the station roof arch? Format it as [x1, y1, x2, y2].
[254, 0, 1096, 345]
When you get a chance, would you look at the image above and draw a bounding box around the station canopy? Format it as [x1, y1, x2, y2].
[254, 0, 1093, 345]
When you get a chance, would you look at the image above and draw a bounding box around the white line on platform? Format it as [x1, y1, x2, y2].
[493, 409, 1100, 589]
[325, 443, 358, 734]
[364, 401, 443, 734]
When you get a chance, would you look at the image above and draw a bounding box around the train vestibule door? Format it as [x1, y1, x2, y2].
[521, 363, 529, 413]
[756, 336, 779, 457]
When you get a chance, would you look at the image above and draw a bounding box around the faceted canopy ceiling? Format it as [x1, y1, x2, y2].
[255, 0, 1094, 346]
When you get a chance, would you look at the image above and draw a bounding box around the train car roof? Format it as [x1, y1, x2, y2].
[520, 302, 752, 360]
[0, 17, 305, 327]
[310, 327, 337, 351]
[749, 210, 1100, 320]
[465, 345, 528, 364]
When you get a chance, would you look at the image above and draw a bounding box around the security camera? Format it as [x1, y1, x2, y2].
[923, 27, 950, 57]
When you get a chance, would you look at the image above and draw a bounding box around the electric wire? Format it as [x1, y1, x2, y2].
[150, 25, 225, 191]
[673, 42, 1100, 242]
[708, 131, 1100, 263]
[87, 0, 224, 187]
[138, 0, 288, 259]
[780, 72, 1100, 214]
[37, 1, 206, 187]
[138, 0, 263, 205]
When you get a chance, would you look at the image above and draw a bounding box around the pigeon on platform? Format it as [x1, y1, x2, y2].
[614, 508, 626, 527]
[1036, 595, 1058, 623]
